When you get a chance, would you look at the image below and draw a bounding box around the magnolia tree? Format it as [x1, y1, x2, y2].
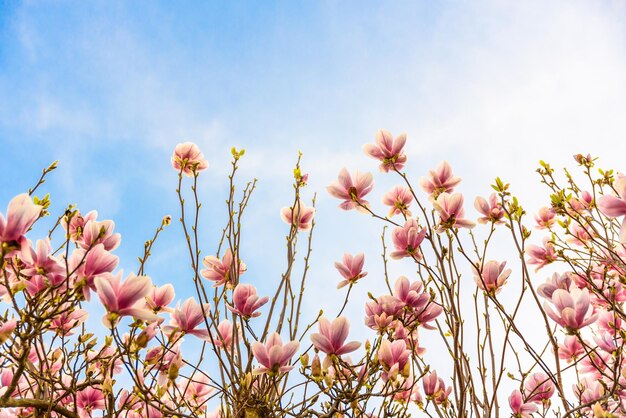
[0, 133, 625, 418]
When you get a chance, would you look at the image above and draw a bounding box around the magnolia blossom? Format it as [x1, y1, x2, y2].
[77, 386, 105, 418]
[567, 191, 592, 215]
[146, 284, 175, 313]
[82, 221, 120, 253]
[543, 286, 597, 332]
[163, 297, 211, 339]
[474, 193, 504, 224]
[365, 297, 401, 332]
[433, 192, 475, 230]
[211, 319, 241, 351]
[597, 174, 626, 240]
[378, 339, 411, 382]
[311, 316, 361, 356]
[537, 272, 572, 300]
[524, 372, 555, 404]
[94, 272, 157, 327]
[596, 310, 623, 335]
[62, 210, 96, 242]
[392, 375, 423, 404]
[422, 371, 451, 404]
[0, 193, 41, 252]
[70, 244, 119, 300]
[390, 219, 427, 260]
[557, 335, 585, 362]
[327, 168, 374, 211]
[20, 238, 65, 295]
[171, 142, 209, 176]
[132, 322, 159, 350]
[508, 389, 537, 417]
[280, 199, 315, 231]
[252, 333, 299, 376]
[335, 252, 367, 289]
[473, 260, 511, 294]
[181, 374, 214, 409]
[363, 129, 407, 172]
[50, 308, 88, 336]
[227, 283, 269, 318]
[535, 207, 556, 229]
[0, 319, 17, 344]
[382, 186, 413, 218]
[201, 249, 246, 288]
[576, 377, 605, 407]
[419, 161, 461, 199]
[526, 237, 557, 271]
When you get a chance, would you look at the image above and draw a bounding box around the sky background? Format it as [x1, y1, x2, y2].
[1, 0, 626, 410]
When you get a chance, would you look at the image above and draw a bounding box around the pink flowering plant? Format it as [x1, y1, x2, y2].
[1, 134, 626, 418]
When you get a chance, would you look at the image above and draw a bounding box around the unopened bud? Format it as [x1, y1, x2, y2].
[300, 353, 309, 367]
[311, 354, 322, 380]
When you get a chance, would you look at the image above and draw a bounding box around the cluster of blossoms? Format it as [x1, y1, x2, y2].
[2, 135, 626, 418]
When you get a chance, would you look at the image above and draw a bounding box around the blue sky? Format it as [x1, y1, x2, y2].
[2, 0, 626, 403]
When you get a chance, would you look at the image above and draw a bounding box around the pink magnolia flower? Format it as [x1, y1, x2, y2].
[280, 199, 315, 231]
[80, 218, 121, 251]
[94, 272, 158, 327]
[473, 260, 511, 294]
[311, 316, 361, 356]
[422, 371, 451, 404]
[163, 297, 211, 339]
[0, 319, 17, 344]
[390, 219, 427, 260]
[70, 244, 119, 300]
[20, 238, 65, 295]
[598, 175, 626, 240]
[211, 319, 241, 351]
[524, 372, 555, 404]
[171, 142, 209, 176]
[392, 375, 423, 404]
[575, 377, 605, 407]
[537, 272, 573, 300]
[596, 310, 623, 335]
[201, 249, 246, 288]
[378, 339, 411, 382]
[365, 297, 401, 332]
[181, 374, 214, 409]
[543, 286, 597, 332]
[535, 207, 556, 229]
[567, 224, 592, 246]
[474, 193, 505, 224]
[50, 307, 88, 336]
[335, 252, 367, 289]
[228, 283, 269, 318]
[145, 284, 175, 313]
[327, 168, 374, 212]
[132, 322, 159, 349]
[567, 191, 592, 215]
[594, 331, 620, 354]
[433, 192, 475, 230]
[579, 350, 609, 377]
[393, 276, 428, 310]
[526, 237, 557, 271]
[251, 332, 299, 376]
[0, 194, 41, 251]
[419, 161, 461, 199]
[382, 186, 413, 218]
[557, 335, 584, 362]
[77, 386, 105, 418]
[363, 129, 407, 173]
[62, 210, 97, 243]
[508, 389, 537, 417]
